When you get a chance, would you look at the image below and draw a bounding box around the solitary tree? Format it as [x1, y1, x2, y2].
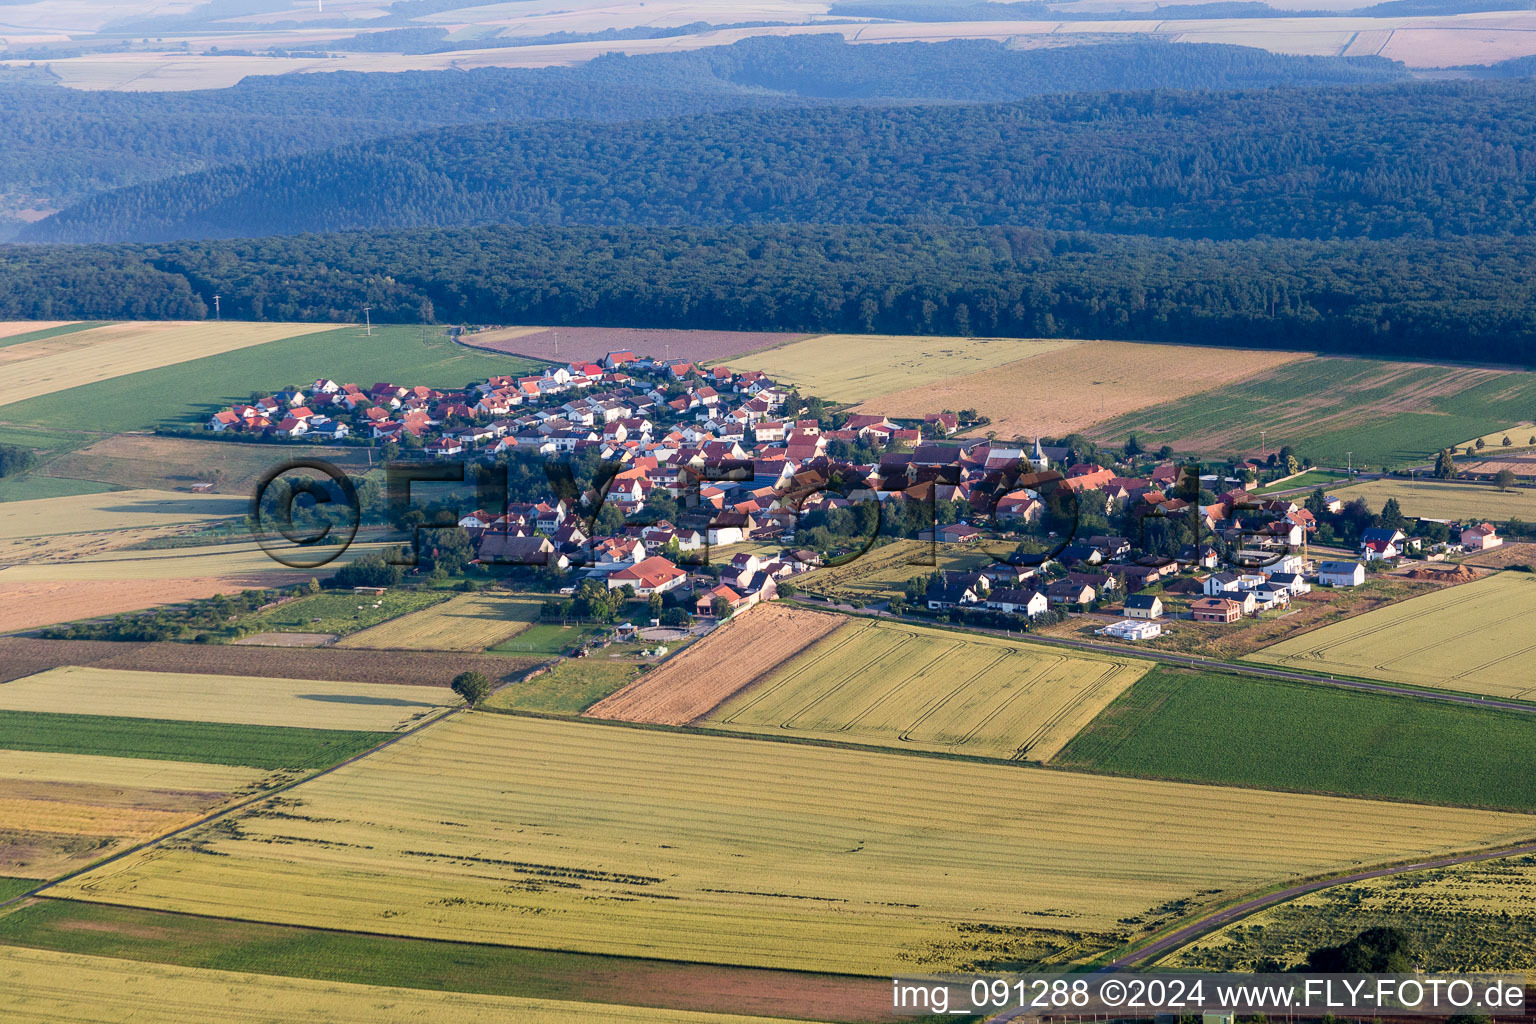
[1503, 436, 1513, 447]
[1496, 468, 1518, 491]
[1434, 448, 1457, 479]
[451, 670, 492, 708]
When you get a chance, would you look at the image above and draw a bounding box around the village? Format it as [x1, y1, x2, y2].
[204, 349, 1512, 643]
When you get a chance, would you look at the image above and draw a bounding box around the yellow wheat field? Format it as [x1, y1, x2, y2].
[1247, 572, 1536, 699]
[0, 947, 821, 1024]
[0, 750, 270, 879]
[858, 340, 1309, 439]
[337, 591, 541, 651]
[0, 321, 336, 407]
[0, 667, 453, 731]
[53, 715, 1536, 975]
[0, 489, 245, 541]
[705, 619, 1148, 761]
[0, 539, 392, 582]
[732, 334, 1076, 403]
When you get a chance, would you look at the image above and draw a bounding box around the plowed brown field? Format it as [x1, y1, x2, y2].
[584, 603, 845, 725]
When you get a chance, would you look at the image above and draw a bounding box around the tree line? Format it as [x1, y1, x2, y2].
[10, 223, 1536, 364]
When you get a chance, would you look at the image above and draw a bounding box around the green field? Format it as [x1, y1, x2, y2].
[0, 326, 543, 440]
[704, 619, 1147, 761]
[0, 475, 114, 502]
[486, 660, 641, 715]
[0, 901, 894, 1019]
[0, 322, 104, 349]
[236, 589, 452, 637]
[1251, 470, 1350, 495]
[489, 621, 605, 656]
[0, 876, 37, 901]
[0, 710, 390, 771]
[1248, 572, 1536, 699]
[1055, 666, 1536, 811]
[1167, 853, 1536, 972]
[1089, 356, 1536, 469]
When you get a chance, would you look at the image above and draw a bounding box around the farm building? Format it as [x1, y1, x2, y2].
[696, 583, 751, 617]
[1191, 597, 1243, 623]
[1123, 594, 1163, 619]
[1099, 619, 1162, 641]
[1317, 561, 1366, 587]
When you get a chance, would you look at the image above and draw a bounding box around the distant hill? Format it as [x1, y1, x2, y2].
[0, 35, 1406, 241]
[31, 76, 1536, 245]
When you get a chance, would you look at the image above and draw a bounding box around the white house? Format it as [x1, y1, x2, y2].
[1100, 619, 1162, 641]
[983, 588, 1049, 618]
[1122, 594, 1163, 620]
[1317, 560, 1366, 587]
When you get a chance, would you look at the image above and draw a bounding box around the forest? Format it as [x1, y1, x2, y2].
[7, 224, 1536, 364]
[26, 76, 1536, 245]
[0, 36, 1403, 239]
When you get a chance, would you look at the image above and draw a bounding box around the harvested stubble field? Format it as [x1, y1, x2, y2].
[735, 334, 1071, 403]
[337, 591, 541, 651]
[0, 946, 823, 1024]
[585, 603, 844, 725]
[0, 321, 76, 342]
[51, 715, 1536, 975]
[458, 325, 800, 364]
[1328, 477, 1536, 522]
[0, 637, 540, 688]
[1464, 541, 1536, 568]
[38, 434, 373, 494]
[0, 489, 244, 540]
[705, 619, 1147, 761]
[859, 340, 1305, 440]
[1089, 355, 1536, 468]
[796, 540, 989, 605]
[0, 667, 453, 731]
[1169, 853, 1536, 973]
[0, 321, 335, 408]
[0, 749, 271, 879]
[1248, 572, 1536, 698]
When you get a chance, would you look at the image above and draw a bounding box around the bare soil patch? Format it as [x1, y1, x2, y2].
[585, 603, 845, 725]
[230, 632, 337, 647]
[0, 637, 540, 687]
[457, 326, 802, 365]
[0, 578, 287, 633]
[1464, 542, 1536, 569]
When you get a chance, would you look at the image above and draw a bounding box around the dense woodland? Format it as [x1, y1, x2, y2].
[0, 37, 1405, 239]
[29, 77, 1536, 245]
[7, 224, 1536, 364]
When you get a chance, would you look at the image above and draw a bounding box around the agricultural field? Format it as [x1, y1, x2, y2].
[489, 621, 609, 656]
[1251, 469, 1350, 495]
[0, 579, 297, 634]
[0, 324, 541, 443]
[0, 322, 83, 345]
[1088, 355, 1536, 469]
[1247, 571, 1536, 698]
[460, 325, 801, 365]
[0, 749, 269, 879]
[586, 603, 845, 725]
[0, 321, 336, 408]
[0, 667, 453, 732]
[236, 589, 451, 639]
[705, 619, 1147, 761]
[0, 538, 391, 582]
[0, 637, 541, 690]
[1328, 477, 1536, 522]
[860, 340, 1305, 440]
[337, 591, 541, 651]
[1054, 666, 1536, 811]
[37, 434, 375, 494]
[1165, 853, 1536, 973]
[0, 489, 244, 541]
[488, 660, 642, 715]
[0, 946, 824, 1024]
[796, 539, 990, 606]
[733, 334, 1073, 403]
[49, 714, 1536, 975]
[1464, 541, 1536, 569]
